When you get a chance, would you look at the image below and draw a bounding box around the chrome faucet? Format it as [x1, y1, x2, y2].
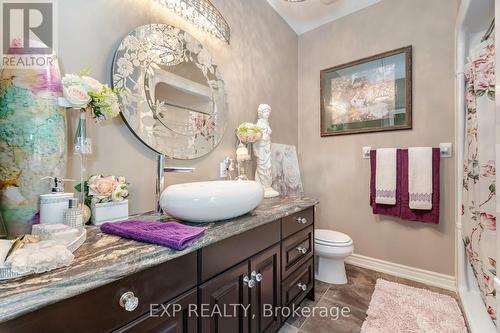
[222, 157, 236, 180]
[156, 155, 195, 213]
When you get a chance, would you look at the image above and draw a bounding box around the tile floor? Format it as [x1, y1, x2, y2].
[279, 264, 464, 333]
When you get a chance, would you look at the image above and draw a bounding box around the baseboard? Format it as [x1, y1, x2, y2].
[345, 253, 456, 291]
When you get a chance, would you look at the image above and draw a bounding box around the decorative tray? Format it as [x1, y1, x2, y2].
[0, 228, 87, 281]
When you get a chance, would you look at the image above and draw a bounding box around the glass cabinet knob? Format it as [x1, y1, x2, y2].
[119, 291, 139, 312]
[297, 283, 307, 291]
[243, 275, 255, 288]
[296, 246, 308, 254]
[296, 217, 307, 224]
[251, 270, 263, 282]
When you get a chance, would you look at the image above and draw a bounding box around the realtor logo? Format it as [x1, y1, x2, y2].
[1, 0, 57, 68]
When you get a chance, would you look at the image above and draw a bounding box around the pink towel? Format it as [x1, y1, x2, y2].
[400, 148, 440, 224]
[370, 148, 440, 224]
[370, 149, 402, 217]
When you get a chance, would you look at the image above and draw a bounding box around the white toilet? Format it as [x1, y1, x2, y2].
[314, 229, 354, 285]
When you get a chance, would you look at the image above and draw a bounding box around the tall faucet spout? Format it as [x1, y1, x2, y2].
[156, 155, 195, 213]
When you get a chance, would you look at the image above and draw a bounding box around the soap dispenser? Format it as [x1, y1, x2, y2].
[39, 177, 74, 224]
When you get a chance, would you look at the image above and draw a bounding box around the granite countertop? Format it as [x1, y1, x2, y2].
[0, 196, 318, 323]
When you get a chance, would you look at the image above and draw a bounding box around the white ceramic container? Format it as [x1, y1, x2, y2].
[91, 200, 129, 225]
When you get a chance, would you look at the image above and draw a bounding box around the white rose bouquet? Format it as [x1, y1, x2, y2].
[75, 175, 129, 206]
[59, 70, 120, 122]
[236, 122, 262, 143]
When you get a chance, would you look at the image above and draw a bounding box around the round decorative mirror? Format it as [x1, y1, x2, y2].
[112, 24, 227, 159]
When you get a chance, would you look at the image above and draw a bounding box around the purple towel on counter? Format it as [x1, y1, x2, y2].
[370, 149, 402, 217]
[400, 148, 440, 224]
[100, 220, 206, 250]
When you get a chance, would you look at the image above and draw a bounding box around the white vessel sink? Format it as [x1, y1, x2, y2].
[160, 180, 264, 223]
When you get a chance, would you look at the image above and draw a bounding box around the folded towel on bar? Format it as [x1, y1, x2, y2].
[408, 147, 433, 210]
[370, 149, 402, 217]
[400, 148, 440, 224]
[375, 148, 398, 205]
[100, 220, 205, 251]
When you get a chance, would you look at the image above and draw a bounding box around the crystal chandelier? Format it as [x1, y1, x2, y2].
[155, 0, 230, 44]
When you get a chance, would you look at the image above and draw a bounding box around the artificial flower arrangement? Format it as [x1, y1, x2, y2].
[59, 70, 120, 122]
[75, 175, 129, 225]
[236, 122, 262, 143]
[75, 175, 129, 206]
[59, 70, 123, 216]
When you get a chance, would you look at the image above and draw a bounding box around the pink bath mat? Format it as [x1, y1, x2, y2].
[361, 279, 467, 333]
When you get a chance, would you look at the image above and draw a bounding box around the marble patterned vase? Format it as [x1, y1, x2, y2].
[0, 62, 67, 238]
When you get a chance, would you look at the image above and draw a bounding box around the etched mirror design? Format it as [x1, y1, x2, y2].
[112, 24, 227, 159]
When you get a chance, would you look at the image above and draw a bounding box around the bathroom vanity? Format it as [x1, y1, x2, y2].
[0, 197, 317, 333]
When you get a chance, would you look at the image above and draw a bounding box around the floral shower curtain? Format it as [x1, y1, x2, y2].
[462, 38, 496, 323]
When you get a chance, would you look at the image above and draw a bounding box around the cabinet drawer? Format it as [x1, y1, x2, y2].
[281, 258, 314, 308]
[1, 252, 197, 333]
[282, 208, 314, 239]
[201, 220, 280, 282]
[281, 226, 313, 279]
[116, 288, 198, 333]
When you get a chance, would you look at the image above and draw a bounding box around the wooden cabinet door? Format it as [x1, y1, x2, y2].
[117, 288, 198, 333]
[200, 261, 250, 333]
[250, 244, 281, 333]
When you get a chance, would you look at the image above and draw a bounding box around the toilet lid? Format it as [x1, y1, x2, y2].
[315, 229, 351, 244]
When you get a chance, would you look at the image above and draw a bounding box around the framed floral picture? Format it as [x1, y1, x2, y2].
[320, 46, 412, 136]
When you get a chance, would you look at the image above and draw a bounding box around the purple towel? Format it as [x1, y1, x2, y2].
[100, 220, 205, 250]
[370, 149, 402, 217]
[400, 148, 440, 224]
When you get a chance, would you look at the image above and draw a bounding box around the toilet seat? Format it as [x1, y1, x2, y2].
[315, 229, 352, 246]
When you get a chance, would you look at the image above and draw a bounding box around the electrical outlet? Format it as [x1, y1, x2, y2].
[219, 161, 228, 178]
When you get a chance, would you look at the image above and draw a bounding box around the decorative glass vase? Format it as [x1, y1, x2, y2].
[74, 108, 92, 208]
[0, 63, 67, 238]
[236, 141, 252, 180]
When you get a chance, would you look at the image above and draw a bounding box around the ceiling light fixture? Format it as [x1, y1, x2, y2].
[155, 0, 230, 44]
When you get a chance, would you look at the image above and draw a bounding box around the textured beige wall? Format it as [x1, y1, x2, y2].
[298, 0, 458, 275]
[59, 0, 298, 214]
[60, 0, 458, 275]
